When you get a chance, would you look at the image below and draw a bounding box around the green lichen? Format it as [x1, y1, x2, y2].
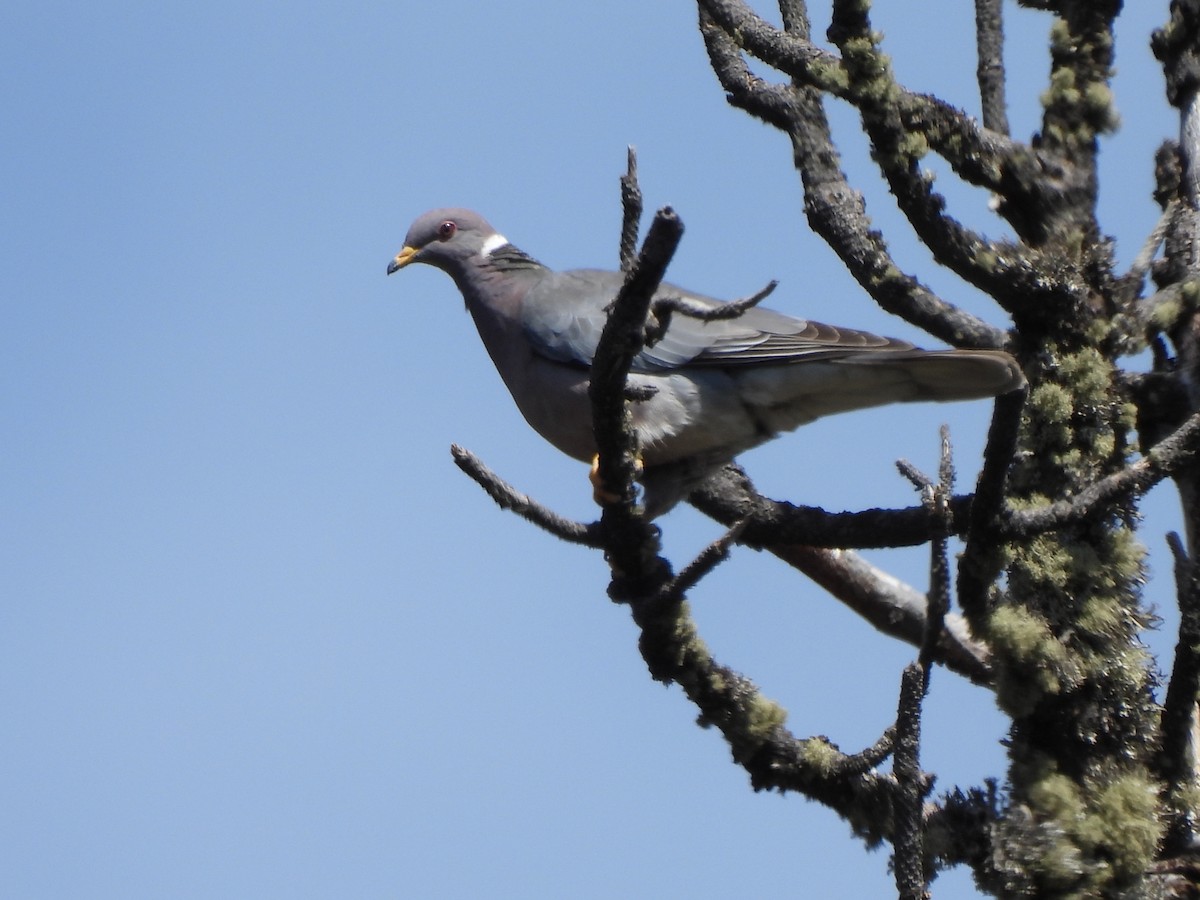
[1082, 82, 1119, 133]
[1029, 770, 1084, 822]
[809, 57, 850, 93]
[1148, 292, 1184, 333]
[798, 737, 843, 777]
[842, 36, 893, 100]
[987, 605, 1072, 711]
[898, 129, 929, 162]
[1011, 534, 1075, 593]
[671, 601, 710, 669]
[973, 247, 999, 271]
[1006, 760, 1160, 893]
[1077, 772, 1161, 882]
[1057, 346, 1112, 399]
[745, 694, 788, 739]
[1153, 279, 1200, 334]
[1076, 595, 1123, 640]
[1041, 67, 1082, 114]
[1028, 382, 1073, 428]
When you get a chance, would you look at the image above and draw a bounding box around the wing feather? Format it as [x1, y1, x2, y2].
[519, 269, 917, 372]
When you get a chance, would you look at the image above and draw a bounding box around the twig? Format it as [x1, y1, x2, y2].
[896, 433, 955, 680]
[919, 427, 955, 676]
[645, 280, 777, 347]
[656, 519, 749, 605]
[896, 458, 935, 497]
[828, 726, 896, 778]
[1127, 200, 1176, 302]
[619, 147, 643, 273]
[450, 445, 604, 547]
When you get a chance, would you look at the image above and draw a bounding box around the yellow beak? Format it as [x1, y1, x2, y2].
[386, 245, 419, 275]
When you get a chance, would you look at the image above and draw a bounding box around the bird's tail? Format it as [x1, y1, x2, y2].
[739, 348, 1025, 432]
[863, 348, 1026, 402]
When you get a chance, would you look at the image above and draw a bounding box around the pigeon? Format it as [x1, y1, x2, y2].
[387, 207, 1024, 516]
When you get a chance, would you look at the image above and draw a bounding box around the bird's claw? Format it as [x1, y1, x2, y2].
[590, 454, 643, 506]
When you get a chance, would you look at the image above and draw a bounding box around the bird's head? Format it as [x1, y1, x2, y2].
[387, 208, 508, 276]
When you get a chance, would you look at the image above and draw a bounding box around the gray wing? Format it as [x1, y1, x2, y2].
[519, 268, 914, 372]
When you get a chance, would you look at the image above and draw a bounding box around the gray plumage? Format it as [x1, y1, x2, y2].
[388, 208, 1024, 515]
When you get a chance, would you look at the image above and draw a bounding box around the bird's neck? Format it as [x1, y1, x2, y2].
[451, 247, 548, 354]
[452, 245, 546, 317]
[481, 243, 543, 272]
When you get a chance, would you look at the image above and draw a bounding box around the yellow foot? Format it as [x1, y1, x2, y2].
[590, 454, 643, 506]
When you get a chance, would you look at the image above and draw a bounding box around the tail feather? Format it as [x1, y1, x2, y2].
[859, 349, 1026, 401]
[737, 348, 1024, 432]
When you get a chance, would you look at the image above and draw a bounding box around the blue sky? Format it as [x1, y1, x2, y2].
[2, 2, 1179, 897]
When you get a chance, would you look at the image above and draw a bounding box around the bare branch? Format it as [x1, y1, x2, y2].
[645, 280, 777, 347]
[449, 444, 604, 547]
[1125, 199, 1176, 302]
[689, 465, 994, 685]
[828, 726, 896, 778]
[975, 0, 1010, 135]
[619, 147, 642, 272]
[697, 8, 806, 131]
[697, 0, 847, 94]
[656, 519, 748, 605]
[776, 0, 810, 39]
[691, 466, 975, 548]
[893, 663, 929, 900]
[920, 427, 955, 675]
[698, 6, 1012, 349]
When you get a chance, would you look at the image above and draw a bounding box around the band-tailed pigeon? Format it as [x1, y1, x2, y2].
[388, 208, 1024, 515]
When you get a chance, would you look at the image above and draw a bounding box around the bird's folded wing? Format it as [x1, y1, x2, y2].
[520, 269, 916, 371]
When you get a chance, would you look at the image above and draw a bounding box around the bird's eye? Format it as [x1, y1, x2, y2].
[437, 221, 457, 241]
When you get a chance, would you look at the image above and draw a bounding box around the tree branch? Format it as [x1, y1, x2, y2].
[618, 147, 642, 272]
[587, 202, 906, 837]
[645, 279, 777, 348]
[1001, 410, 1200, 536]
[958, 387, 1026, 627]
[450, 444, 604, 547]
[699, 0, 1094, 313]
[975, 0, 1010, 135]
[689, 464, 994, 685]
[690, 464, 975, 548]
[655, 519, 748, 606]
[696, 9, 1009, 349]
[893, 663, 929, 900]
[1158, 532, 1200, 856]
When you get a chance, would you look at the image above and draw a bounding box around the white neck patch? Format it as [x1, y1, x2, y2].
[480, 233, 509, 257]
